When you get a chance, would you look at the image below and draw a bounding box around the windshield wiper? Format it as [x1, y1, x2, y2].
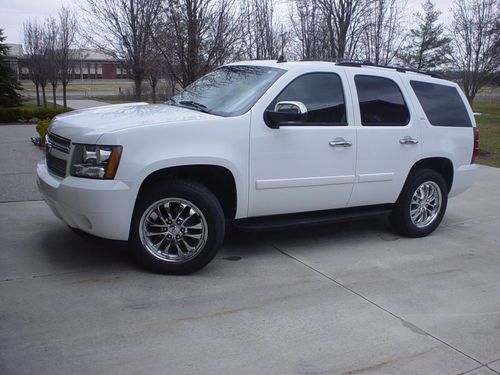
[178, 100, 212, 114]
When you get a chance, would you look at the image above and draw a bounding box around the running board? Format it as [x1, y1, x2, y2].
[234, 205, 393, 232]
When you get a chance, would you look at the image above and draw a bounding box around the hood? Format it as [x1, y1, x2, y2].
[49, 102, 214, 143]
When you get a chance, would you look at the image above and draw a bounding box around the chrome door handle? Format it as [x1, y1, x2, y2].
[329, 137, 352, 147]
[399, 136, 419, 145]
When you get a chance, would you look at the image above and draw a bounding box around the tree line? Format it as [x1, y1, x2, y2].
[21, 0, 499, 106]
[23, 7, 77, 108]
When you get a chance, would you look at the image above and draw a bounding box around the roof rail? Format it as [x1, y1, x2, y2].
[335, 60, 440, 78]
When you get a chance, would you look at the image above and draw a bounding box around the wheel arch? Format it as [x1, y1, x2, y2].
[135, 164, 238, 221]
[407, 157, 454, 192]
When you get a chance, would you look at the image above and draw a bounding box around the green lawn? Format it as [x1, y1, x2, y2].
[15, 100, 66, 110]
[473, 102, 500, 168]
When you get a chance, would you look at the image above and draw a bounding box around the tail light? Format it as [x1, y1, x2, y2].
[471, 127, 479, 164]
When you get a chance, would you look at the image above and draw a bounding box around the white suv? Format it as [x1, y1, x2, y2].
[37, 60, 478, 274]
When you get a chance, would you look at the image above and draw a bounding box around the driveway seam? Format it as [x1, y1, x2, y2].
[270, 243, 489, 371]
[0, 199, 43, 204]
[459, 364, 500, 375]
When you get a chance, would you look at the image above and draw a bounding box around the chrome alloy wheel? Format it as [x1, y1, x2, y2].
[410, 181, 442, 228]
[139, 198, 208, 263]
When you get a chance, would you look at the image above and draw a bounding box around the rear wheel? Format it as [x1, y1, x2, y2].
[130, 179, 225, 274]
[389, 168, 448, 237]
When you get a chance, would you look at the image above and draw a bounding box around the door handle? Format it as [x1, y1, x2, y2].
[329, 137, 352, 147]
[399, 136, 419, 145]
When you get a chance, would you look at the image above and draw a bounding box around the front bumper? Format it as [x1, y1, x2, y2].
[36, 160, 137, 240]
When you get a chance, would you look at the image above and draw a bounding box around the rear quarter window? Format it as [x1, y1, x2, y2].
[410, 81, 472, 127]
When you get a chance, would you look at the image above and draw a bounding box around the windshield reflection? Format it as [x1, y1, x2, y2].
[170, 65, 285, 117]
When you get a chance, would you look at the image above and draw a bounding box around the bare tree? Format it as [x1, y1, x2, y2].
[290, 0, 329, 60]
[23, 20, 48, 107]
[44, 18, 60, 109]
[144, 27, 164, 104]
[317, 0, 369, 60]
[240, 0, 281, 60]
[57, 7, 78, 108]
[450, 0, 499, 104]
[360, 0, 406, 65]
[154, 0, 242, 87]
[82, 0, 163, 101]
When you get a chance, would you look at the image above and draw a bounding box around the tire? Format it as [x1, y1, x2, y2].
[130, 179, 225, 275]
[389, 168, 448, 238]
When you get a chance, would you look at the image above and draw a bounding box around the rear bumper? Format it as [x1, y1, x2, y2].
[36, 160, 137, 240]
[449, 164, 477, 198]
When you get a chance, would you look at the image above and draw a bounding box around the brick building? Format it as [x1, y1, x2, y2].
[6, 44, 130, 81]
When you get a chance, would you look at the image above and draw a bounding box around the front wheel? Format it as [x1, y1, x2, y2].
[130, 179, 225, 274]
[389, 169, 448, 237]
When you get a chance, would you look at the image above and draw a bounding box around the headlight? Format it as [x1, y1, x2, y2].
[71, 144, 122, 179]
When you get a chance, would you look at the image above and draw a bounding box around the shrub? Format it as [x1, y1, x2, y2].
[36, 119, 51, 144]
[0, 108, 22, 122]
[0, 107, 71, 123]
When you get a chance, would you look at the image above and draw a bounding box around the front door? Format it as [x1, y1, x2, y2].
[248, 71, 357, 217]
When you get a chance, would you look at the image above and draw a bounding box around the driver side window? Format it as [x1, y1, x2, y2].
[268, 73, 347, 125]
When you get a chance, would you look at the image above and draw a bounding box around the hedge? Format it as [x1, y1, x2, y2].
[0, 107, 72, 123]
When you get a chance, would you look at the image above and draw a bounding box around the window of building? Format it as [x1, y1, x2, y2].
[268, 73, 347, 125]
[21, 67, 29, 80]
[410, 80, 472, 127]
[355, 75, 409, 126]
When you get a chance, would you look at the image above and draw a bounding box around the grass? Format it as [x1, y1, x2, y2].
[21, 80, 135, 93]
[94, 96, 135, 104]
[473, 101, 500, 168]
[93, 95, 167, 105]
[0, 99, 65, 110]
[20, 100, 66, 110]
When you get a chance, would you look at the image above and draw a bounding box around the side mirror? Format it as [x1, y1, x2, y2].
[264, 101, 308, 129]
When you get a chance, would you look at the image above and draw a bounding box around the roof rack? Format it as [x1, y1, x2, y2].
[335, 60, 440, 78]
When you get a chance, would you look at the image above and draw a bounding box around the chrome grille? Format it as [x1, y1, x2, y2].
[47, 132, 71, 153]
[46, 132, 71, 178]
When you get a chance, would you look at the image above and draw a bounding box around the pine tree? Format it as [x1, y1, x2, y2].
[0, 29, 22, 107]
[401, 1, 451, 70]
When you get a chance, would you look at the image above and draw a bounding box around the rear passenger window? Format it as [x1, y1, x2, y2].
[355, 75, 410, 126]
[269, 73, 347, 125]
[410, 81, 472, 127]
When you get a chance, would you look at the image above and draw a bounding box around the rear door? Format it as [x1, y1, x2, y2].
[346, 71, 422, 207]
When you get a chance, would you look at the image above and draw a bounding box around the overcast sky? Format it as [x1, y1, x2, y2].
[1, 0, 454, 45]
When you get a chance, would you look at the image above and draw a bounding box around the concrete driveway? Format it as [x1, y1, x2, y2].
[0, 125, 499, 375]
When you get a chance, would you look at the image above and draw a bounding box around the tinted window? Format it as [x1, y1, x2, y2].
[355, 75, 409, 126]
[269, 73, 347, 125]
[410, 81, 472, 127]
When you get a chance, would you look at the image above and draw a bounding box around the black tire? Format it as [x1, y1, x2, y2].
[389, 168, 448, 238]
[130, 179, 225, 275]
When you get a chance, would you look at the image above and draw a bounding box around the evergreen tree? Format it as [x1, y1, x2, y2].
[0, 29, 22, 107]
[401, 1, 451, 70]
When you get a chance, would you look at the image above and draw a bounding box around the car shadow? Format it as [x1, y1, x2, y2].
[223, 217, 398, 254]
[38, 217, 397, 273]
[39, 226, 132, 272]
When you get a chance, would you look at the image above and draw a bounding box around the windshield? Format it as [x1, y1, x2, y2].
[169, 65, 285, 117]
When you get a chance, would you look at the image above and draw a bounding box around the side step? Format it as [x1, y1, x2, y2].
[234, 204, 393, 232]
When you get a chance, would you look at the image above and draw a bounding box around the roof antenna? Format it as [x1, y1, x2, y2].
[277, 55, 287, 63]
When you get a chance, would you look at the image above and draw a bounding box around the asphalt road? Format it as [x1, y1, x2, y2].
[0, 124, 499, 375]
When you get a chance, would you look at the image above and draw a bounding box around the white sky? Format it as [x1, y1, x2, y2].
[0, 0, 454, 45]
